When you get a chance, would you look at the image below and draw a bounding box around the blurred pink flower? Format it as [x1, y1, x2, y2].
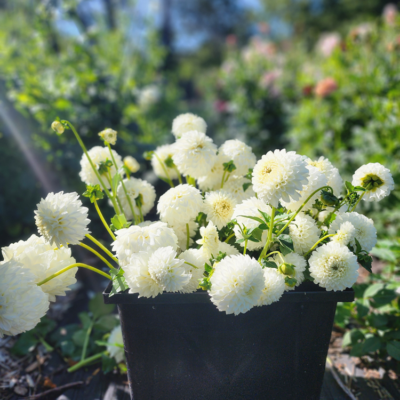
[315, 78, 338, 98]
[214, 100, 228, 113]
[259, 70, 282, 89]
[257, 22, 270, 34]
[316, 33, 341, 57]
[383, 4, 397, 25]
[226, 34, 237, 47]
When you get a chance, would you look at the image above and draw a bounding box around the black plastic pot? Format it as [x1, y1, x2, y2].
[103, 281, 354, 400]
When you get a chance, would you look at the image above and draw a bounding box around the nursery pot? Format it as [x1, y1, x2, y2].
[103, 281, 354, 400]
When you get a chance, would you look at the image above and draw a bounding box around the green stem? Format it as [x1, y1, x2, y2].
[67, 352, 105, 373]
[266, 251, 285, 264]
[63, 120, 119, 213]
[186, 223, 190, 250]
[304, 234, 336, 257]
[277, 186, 332, 236]
[137, 203, 144, 223]
[221, 170, 227, 189]
[106, 174, 122, 215]
[79, 243, 115, 269]
[154, 153, 174, 187]
[37, 263, 112, 286]
[81, 322, 93, 361]
[184, 261, 198, 269]
[224, 233, 235, 243]
[243, 239, 248, 255]
[351, 190, 367, 212]
[108, 144, 138, 224]
[94, 200, 116, 241]
[187, 176, 196, 187]
[85, 234, 118, 263]
[173, 165, 183, 184]
[258, 206, 276, 263]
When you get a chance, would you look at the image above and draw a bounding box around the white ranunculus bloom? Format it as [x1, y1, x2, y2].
[307, 156, 343, 196]
[289, 213, 320, 255]
[232, 197, 272, 251]
[157, 184, 203, 226]
[252, 149, 309, 208]
[271, 252, 307, 290]
[196, 221, 220, 259]
[218, 241, 239, 256]
[223, 176, 255, 203]
[203, 190, 237, 230]
[148, 247, 191, 292]
[172, 131, 217, 178]
[352, 163, 394, 202]
[151, 144, 178, 181]
[309, 242, 359, 291]
[98, 128, 117, 145]
[209, 254, 264, 315]
[0, 259, 49, 337]
[169, 220, 198, 251]
[116, 178, 156, 220]
[79, 146, 123, 188]
[137, 85, 161, 109]
[124, 156, 140, 173]
[197, 154, 225, 191]
[331, 221, 356, 247]
[172, 113, 207, 138]
[107, 326, 124, 363]
[218, 139, 256, 176]
[34, 192, 90, 248]
[329, 212, 377, 252]
[281, 165, 328, 212]
[257, 268, 286, 305]
[112, 221, 178, 267]
[2, 235, 77, 301]
[124, 252, 163, 298]
[178, 249, 207, 293]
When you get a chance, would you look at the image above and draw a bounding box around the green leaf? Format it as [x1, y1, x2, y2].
[362, 336, 382, 353]
[248, 227, 263, 242]
[353, 186, 366, 192]
[261, 260, 278, 269]
[102, 354, 118, 373]
[83, 184, 104, 203]
[285, 277, 297, 287]
[72, 330, 87, 347]
[164, 155, 175, 168]
[204, 263, 213, 273]
[258, 209, 271, 223]
[78, 312, 92, 329]
[98, 159, 113, 175]
[350, 342, 364, 357]
[89, 293, 115, 319]
[60, 340, 76, 356]
[387, 341, 400, 361]
[238, 215, 265, 225]
[345, 181, 354, 193]
[11, 331, 38, 356]
[223, 160, 237, 173]
[358, 253, 372, 273]
[110, 214, 130, 231]
[143, 151, 154, 160]
[364, 283, 385, 298]
[94, 315, 119, 331]
[243, 182, 252, 192]
[370, 289, 397, 308]
[111, 171, 121, 194]
[356, 301, 369, 318]
[278, 234, 294, 251]
[368, 313, 388, 328]
[370, 247, 397, 262]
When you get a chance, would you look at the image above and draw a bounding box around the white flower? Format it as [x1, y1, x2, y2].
[112, 221, 178, 267]
[196, 221, 220, 259]
[232, 197, 272, 251]
[307, 157, 343, 196]
[197, 154, 225, 191]
[124, 252, 163, 298]
[352, 163, 394, 202]
[172, 131, 217, 178]
[271, 252, 307, 290]
[137, 85, 161, 108]
[329, 212, 377, 252]
[309, 242, 359, 291]
[2, 235, 77, 302]
[169, 220, 198, 250]
[124, 156, 140, 173]
[157, 184, 203, 226]
[203, 190, 237, 229]
[0, 259, 49, 337]
[107, 326, 124, 363]
[331, 221, 356, 247]
[209, 254, 264, 315]
[281, 165, 328, 212]
[117, 178, 156, 220]
[98, 128, 117, 145]
[34, 192, 90, 248]
[178, 249, 207, 293]
[172, 113, 207, 138]
[51, 121, 64, 134]
[151, 144, 178, 180]
[223, 176, 255, 203]
[257, 268, 286, 305]
[252, 149, 309, 208]
[79, 146, 123, 188]
[289, 213, 320, 255]
[218, 241, 239, 256]
[148, 247, 190, 292]
[218, 140, 256, 176]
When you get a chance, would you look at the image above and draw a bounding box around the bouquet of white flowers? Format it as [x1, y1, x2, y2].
[0, 114, 394, 340]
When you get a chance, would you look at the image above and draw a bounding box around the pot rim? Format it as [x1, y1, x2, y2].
[103, 281, 354, 305]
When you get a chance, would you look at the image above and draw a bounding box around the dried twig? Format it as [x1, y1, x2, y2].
[23, 381, 84, 400]
[326, 357, 358, 400]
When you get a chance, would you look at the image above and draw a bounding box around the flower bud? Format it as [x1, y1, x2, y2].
[278, 263, 295, 276]
[51, 121, 64, 134]
[99, 128, 117, 145]
[321, 190, 338, 206]
[124, 156, 140, 173]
